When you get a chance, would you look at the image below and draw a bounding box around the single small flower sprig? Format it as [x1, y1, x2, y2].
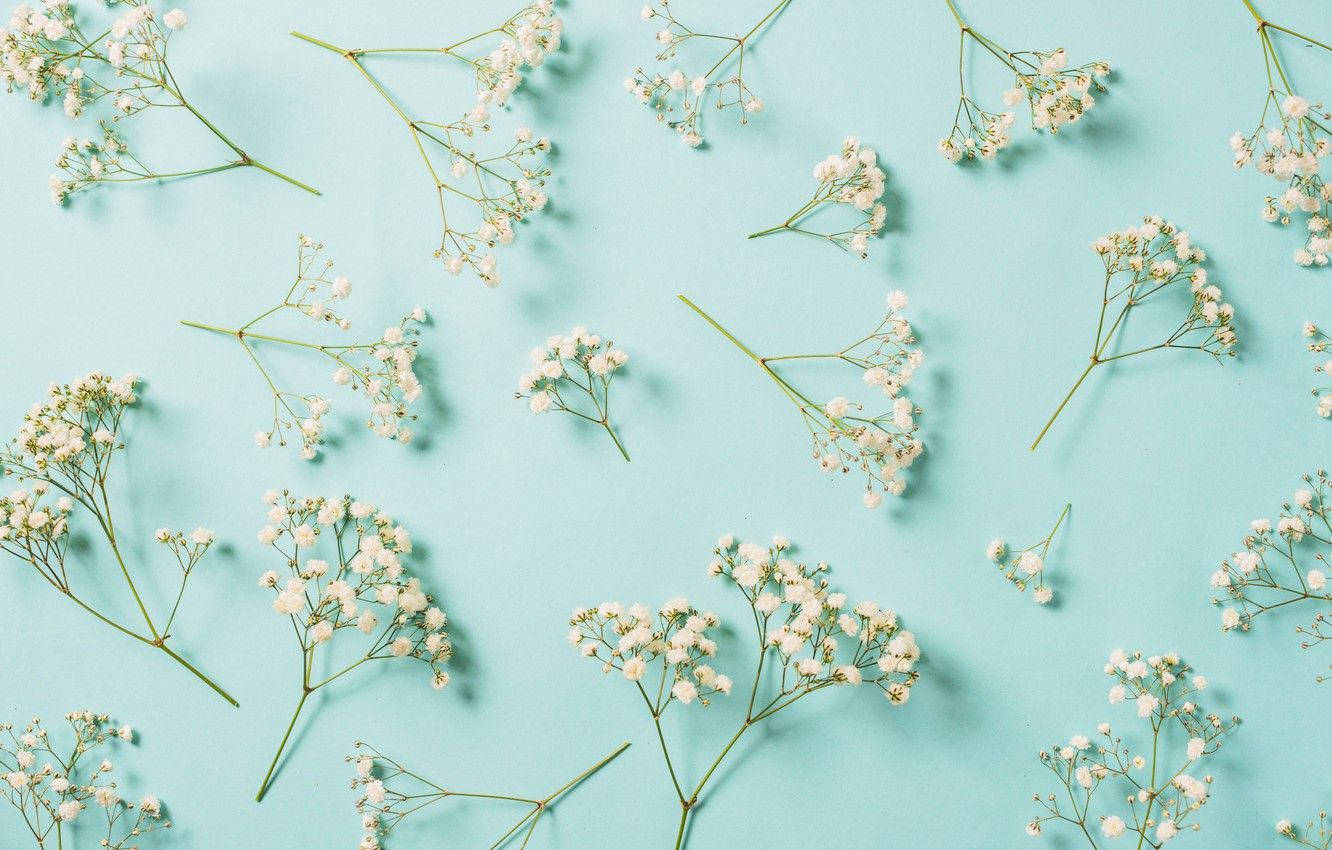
[291, 1, 558, 286]
[569, 535, 920, 850]
[1030, 216, 1238, 452]
[517, 326, 630, 462]
[1304, 322, 1332, 417]
[1278, 812, 1332, 848]
[0, 711, 168, 849]
[0, 372, 236, 706]
[1212, 471, 1332, 681]
[679, 292, 923, 508]
[2, 1, 318, 202]
[253, 491, 453, 803]
[1230, 1, 1330, 268]
[1025, 650, 1239, 844]
[985, 503, 1070, 605]
[747, 136, 888, 257]
[938, 0, 1109, 164]
[628, 0, 793, 147]
[349, 740, 629, 849]
[180, 235, 425, 460]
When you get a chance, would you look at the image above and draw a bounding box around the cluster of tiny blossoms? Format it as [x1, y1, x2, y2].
[749, 136, 888, 257]
[985, 504, 1069, 606]
[940, 5, 1111, 166]
[517, 326, 630, 460]
[1277, 811, 1332, 849]
[1027, 651, 1238, 844]
[1304, 322, 1332, 418]
[627, 0, 785, 147]
[1212, 472, 1331, 675]
[1230, 92, 1331, 267]
[0, 711, 168, 849]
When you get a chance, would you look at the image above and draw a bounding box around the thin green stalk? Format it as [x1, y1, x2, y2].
[157, 643, 239, 707]
[1030, 360, 1096, 451]
[256, 689, 310, 802]
[602, 421, 631, 462]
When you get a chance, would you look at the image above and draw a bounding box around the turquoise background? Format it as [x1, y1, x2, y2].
[1, 0, 1328, 847]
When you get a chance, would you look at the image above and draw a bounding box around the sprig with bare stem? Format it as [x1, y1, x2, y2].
[938, 0, 1109, 164]
[290, 1, 559, 286]
[1230, 0, 1331, 268]
[1212, 470, 1332, 682]
[985, 503, 1070, 605]
[628, 0, 794, 147]
[0, 372, 236, 706]
[180, 235, 426, 460]
[679, 291, 923, 508]
[1279, 811, 1332, 848]
[569, 535, 920, 850]
[1026, 650, 1239, 847]
[1030, 216, 1238, 452]
[2, 0, 318, 202]
[1304, 322, 1332, 417]
[350, 741, 629, 850]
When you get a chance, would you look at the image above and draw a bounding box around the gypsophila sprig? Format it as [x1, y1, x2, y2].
[349, 741, 628, 849]
[0, 711, 168, 849]
[1230, 1, 1331, 268]
[1304, 322, 1332, 417]
[0, 372, 236, 705]
[1278, 812, 1332, 848]
[1030, 216, 1238, 451]
[628, 0, 792, 147]
[680, 292, 923, 508]
[938, 0, 1110, 164]
[1211, 471, 1332, 682]
[253, 491, 453, 802]
[570, 535, 921, 849]
[986, 503, 1069, 605]
[181, 235, 426, 460]
[747, 136, 888, 257]
[291, 1, 559, 286]
[517, 326, 630, 461]
[2, 1, 318, 201]
[1025, 650, 1239, 845]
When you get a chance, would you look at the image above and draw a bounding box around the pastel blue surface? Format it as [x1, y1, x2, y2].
[1, 1, 1328, 848]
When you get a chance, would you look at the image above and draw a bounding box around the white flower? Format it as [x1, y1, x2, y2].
[163, 9, 187, 29]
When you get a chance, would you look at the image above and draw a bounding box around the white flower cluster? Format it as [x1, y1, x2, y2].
[984, 504, 1069, 606]
[294, 2, 558, 286]
[1211, 472, 1331, 678]
[626, 0, 788, 147]
[940, 2, 1110, 164]
[0, 711, 168, 849]
[749, 136, 888, 257]
[1305, 322, 1332, 417]
[1026, 651, 1238, 844]
[1230, 59, 1330, 266]
[183, 236, 425, 460]
[3, 0, 313, 200]
[349, 740, 626, 850]
[1276, 811, 1332, 848]
[517, 326, 631, 460]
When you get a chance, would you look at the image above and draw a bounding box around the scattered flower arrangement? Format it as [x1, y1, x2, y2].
[349, 741, 628, 849]
[181, 235, 425, 460]
[0, 711, 168, 849]
[568, 535, 920, 849]
[292, 0, 559, 286]
[938, 0, 1110, 164]
[628, 0, 793, 147]
[253, 490, 453, 802]
[2, 1, 318, 202]
[747, 136, 888, 257]
[0, 372, 236, 705]
[517, 326, 631, 461]
[1304, 322, 1332, 417]
[1279, 812, 1332, 848]
[985, 503, 1070, 605]
[1030, 216, 1238, 451]
[1230, 1, 1330, 268]
[1211, 471, 1331, 681]
[1025, 650, 1239, 844]
[679, 292, 923, 508]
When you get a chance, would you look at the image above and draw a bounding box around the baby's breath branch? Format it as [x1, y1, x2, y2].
[985, 503, 1070, 605]
[518, 327, 631, 461]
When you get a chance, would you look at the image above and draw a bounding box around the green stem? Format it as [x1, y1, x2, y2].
[747, 224, 788, 239]
[1029, 360, 1097, 452]
[602, 421, 631, 462]
[255, 689, 310, 801]
[157, 643, 239, 707]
